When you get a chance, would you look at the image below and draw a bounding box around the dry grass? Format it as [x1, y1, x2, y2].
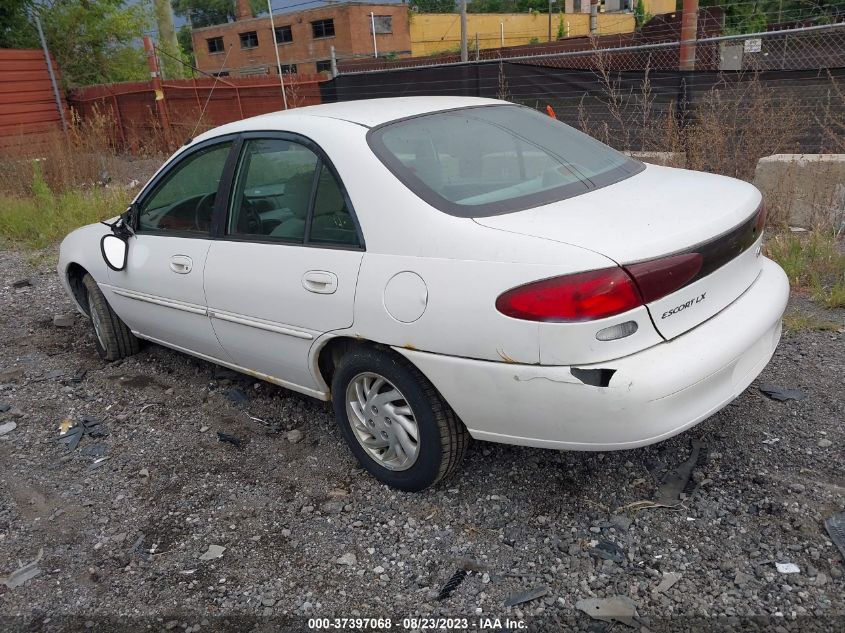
[782, 310, 842, 333]
[0, 162, 132, 249]
[766, 230, 845, 309]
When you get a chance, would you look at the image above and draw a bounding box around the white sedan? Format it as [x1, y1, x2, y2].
[59, 97, 789, 491]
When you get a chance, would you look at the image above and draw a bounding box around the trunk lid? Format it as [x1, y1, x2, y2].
[475, 164, 765, 340]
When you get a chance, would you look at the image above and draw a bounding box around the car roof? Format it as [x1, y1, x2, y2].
[193, 97, 505, 143]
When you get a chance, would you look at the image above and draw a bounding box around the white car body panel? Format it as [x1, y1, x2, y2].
[57, 97, 790, 452]
[396, 258, 788, 449]
[204, 241, 363, 392]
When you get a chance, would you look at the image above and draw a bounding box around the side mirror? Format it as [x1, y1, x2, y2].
[101, 234, 128, 271]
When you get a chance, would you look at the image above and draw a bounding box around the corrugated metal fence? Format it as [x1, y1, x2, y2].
[0, 48, 67, 152]
[68, 74, 328, 152]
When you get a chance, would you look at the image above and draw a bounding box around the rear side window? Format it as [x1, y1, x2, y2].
[367, 105, 643, 217]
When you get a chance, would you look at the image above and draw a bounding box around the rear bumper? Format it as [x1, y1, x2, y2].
[395, 257, 789, 451]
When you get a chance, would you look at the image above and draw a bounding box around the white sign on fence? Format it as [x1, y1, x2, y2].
[744, 38, 762, 53]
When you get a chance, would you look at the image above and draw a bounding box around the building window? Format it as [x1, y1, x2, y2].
[275, 25, 293, 44]
[239, 31, 258, 49]
[371, 16, 392, 34]
[207, 37, 224, 53]
[278, 63, 297, 74]
[312, 19, 335, 39]
[315, 60, 333, 74]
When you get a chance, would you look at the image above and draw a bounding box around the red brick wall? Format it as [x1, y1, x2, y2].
[191, 4, 411, 76]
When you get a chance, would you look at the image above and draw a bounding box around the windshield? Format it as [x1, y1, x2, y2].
[367, 104, 643, 217]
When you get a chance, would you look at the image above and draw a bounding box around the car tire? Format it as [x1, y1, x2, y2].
[82, 273, 140, 361]
[331, 346, 469, 491]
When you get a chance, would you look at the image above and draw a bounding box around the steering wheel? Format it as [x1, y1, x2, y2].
[239, 198, 263, 235]
[193, 192, 216, 231]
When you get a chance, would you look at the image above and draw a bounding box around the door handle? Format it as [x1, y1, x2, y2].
[302, 270, 338, 294]
[170, 255, 193, 274]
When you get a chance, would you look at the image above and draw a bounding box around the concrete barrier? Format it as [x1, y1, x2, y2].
[753, 154, 845, 228]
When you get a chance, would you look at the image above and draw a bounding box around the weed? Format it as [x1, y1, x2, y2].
[766, 230, 845, 308]
[782, 311, 841, 333]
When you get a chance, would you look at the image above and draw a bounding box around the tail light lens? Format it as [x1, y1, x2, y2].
[625, 252, 703, 304]
[754, 203, 767, 235]
[495, 268, 643, 322]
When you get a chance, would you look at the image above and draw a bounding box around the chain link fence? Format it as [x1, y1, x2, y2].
[338, 22, 845, 74]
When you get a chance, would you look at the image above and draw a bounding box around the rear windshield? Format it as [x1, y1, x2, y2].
[367, 104, 643, 217]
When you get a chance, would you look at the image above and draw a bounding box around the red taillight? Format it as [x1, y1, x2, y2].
[754, 203, 767, 235]
[625, 252, 703, 304]
[495, 268, 643, 322]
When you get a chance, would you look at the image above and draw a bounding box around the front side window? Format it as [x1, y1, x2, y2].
[239, 31, 258, 49]
[207, 37, 224, 53]
[312, 19, 335, 39]
[367, 105, 643, 217]
[275, 25, 293, 44]
[137, 142, 233, 233]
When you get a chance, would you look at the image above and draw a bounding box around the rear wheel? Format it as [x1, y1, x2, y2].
[331, 347, 469, 491]
[82, 274, 140, 361]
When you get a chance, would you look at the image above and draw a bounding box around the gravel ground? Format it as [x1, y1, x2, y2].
[0, 247, 843, 632]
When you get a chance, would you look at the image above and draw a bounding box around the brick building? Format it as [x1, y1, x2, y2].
[191, 1, 411, 76]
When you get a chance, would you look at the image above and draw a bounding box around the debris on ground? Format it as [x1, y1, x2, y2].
[0, 421, 17, 436]
[1, 550, 43, 589]
[575, 595, 639, 626]
[224, 388, 249, 404]
[87, 457, 110, 471]
[503, 585, 549, 608]
[199, 544, 226, 561]
[824, 512, 845, 561]
[287, 429, 304, 444]
[655, 440, 707, 505]
[57, 416, 106, 451]
[437, 569, 468, 600]
[0, 367, 24, 383]
[758, 384, 807, 402]
[216, 432, 242, 448]
[776, 562, 800, 574]
[654, 572, 682, 593]
[589, 540, 625, 564]
[62, 368, 87, 385]
[11, 279, 32, 289]
[52, 314, 75, 328]
[336, 553, 357, 566]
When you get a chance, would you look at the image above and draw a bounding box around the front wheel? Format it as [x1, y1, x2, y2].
[82, 274, 140, 361]
[331, 347, 469, 491]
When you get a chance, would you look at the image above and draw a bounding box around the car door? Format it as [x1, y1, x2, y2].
[204, 134, 364, 394]
[102, 138, 236, 361]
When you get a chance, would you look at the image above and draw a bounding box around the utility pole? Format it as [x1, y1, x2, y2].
[460, 0, 468, 62]
[153, 0, 181, 78]
[143, 36, 171, 140]
[267, 0, 288, 109]
[679, 0, 699, 70]
[33, 14, 66, 133]
[548, 0, 554, 42]
[589, 0, 598, 35]
[371, 12, 379, 57]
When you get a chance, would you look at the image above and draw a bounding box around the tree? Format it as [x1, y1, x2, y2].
[172, 0, 265, 28]
[0, 1, 152, 88]
[409, 0, 458, 11]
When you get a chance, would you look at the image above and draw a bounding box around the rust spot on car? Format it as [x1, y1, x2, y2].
[402, 343, 418, 351]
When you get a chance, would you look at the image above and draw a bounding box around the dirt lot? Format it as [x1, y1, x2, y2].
[0, 246, 843, 632]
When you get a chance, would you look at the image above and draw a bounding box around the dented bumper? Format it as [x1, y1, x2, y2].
[395, 258, 789, 451]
